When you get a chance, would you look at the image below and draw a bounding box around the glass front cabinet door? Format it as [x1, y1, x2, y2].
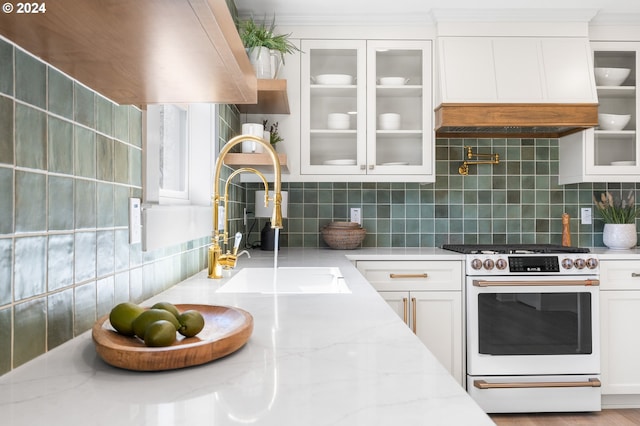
[300, 39, 433, 181]
[559, 42, 640, 184]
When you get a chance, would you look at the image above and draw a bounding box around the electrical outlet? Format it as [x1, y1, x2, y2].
[243, 207, 248, 227]
[350, 208, 362, 225]
[129, 198, 142, 244]
[581, 207, 592, 225]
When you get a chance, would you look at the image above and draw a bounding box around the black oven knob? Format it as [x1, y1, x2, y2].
[586, 258, 599, 269]
[483, 259, 495, 270]
[471, 258, 483, 270]
[561, 258, 574, 270]
[574, 258, 586, 269]
[495, 258, 508, 270]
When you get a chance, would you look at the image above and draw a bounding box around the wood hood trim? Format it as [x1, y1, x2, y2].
[0, 0, 257, 105]
[434, 103, 599, 139]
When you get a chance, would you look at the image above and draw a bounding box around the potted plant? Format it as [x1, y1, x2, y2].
[263, 119, 283, 147]
[593, 191, 640, 249]
[238, 15, 300, 79]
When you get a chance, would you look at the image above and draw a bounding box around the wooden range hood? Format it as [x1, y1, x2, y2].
[434, 36, 600, 139]
[0, 0, 257, 105]
[434, 103, 599, 139]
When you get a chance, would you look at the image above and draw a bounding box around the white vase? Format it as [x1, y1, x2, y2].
[248, 47, 272, 79]
[603, 223, 637, 249]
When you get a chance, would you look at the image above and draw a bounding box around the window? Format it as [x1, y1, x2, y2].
[142, 104, 216, 251]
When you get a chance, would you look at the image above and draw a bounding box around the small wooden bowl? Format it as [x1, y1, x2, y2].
[92, 304, 253, 371]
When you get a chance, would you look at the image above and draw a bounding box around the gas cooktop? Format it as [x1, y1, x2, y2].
[441, 244, 590, 255]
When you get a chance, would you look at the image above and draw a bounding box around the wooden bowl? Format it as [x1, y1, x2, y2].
[92, 304, 253, 371]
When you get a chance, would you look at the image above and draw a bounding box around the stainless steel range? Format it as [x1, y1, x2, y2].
[442, 244, 601, 414]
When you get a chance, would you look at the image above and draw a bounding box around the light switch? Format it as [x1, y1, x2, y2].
[581, 207, 592, 225]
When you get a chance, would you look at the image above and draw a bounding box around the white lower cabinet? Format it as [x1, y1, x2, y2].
[356, 260, 463, 385]
[600, 260, 640, 407]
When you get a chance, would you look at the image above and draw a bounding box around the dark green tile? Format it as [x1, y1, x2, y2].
[96, 135, 113, 182]
[113, 141, 129, 184]
[15, 104, 46, 170]
[0, 307, 10, 374]
[75, 126, 96, 179]
[113, 105, 129, 142]
[48, 117, 73, 174]
[0, 239, 11, 306]
[74, 281, 96, 335]
[74, 83, 95, 128]
[0, 40, 13, 96]
[0, 95, 13, 165]
[75, 179, 96, 229]
[13, 298, 46, 368]
[129, 108, 142, 148]
[15, 50, 45, 108]
[129, 146, 141, 186]
[0, 167, 13, 234]
[96, 96, 113, 136]
[47, 288, 73, 349]
[15, 171, 46, 232]
[48, 176, 74, 230]
[97, 183, 114, 228]
[48, 68, 73, 119]
[97, 230, 115, 277]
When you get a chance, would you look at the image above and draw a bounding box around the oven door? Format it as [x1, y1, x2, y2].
[467, 275, 600, 376]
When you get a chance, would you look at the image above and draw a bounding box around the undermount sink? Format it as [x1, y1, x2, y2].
[217, 267, 351, 294]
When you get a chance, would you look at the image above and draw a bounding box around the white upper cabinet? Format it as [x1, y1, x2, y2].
[300, 39, 434, 182]
[437, 36, 597, 104]
[558, 42, 640, 184]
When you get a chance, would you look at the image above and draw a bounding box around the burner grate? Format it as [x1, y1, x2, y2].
[441, 244, 590, 255]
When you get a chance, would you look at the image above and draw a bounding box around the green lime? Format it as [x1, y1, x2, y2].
[143, 320, 177, 347]
[132, 309, 180, 339]
[151, 301, 181, 319]
[109, 302, 145, 336]
[178, 310, 205, 337]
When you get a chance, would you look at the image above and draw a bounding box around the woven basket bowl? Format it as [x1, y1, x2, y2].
[321, 226, 366, 249]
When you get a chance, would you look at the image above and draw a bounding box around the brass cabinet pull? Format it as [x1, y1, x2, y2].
[474, 378, 601, 389]
[632, 273, 640, 277]
[402, 297, 408, 325]
[390, 273, 428, 279]
[411, 297, 417, 334]
[473, 279, 599, 287]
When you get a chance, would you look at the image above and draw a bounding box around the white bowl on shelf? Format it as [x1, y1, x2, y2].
[327, 113, 350, 130]
[598, 113, 631, 131]
[379, 77, 409, 86]
[314, 74, 353, 85]
[594, 67, 631, 86]
[378, 113, 401, 130]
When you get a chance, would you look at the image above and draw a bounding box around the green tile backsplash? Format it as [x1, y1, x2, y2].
[246, 138, 638, 249]
[0, 37, 210, 375]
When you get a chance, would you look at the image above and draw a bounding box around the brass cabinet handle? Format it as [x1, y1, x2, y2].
[402, 297, 408, 325]
[632, 273, 640, 277]
[474, 378, 601, 389]
[390, 273, 428, 279]
[411, 297, 417, 334]
[473, 279, 599, 287]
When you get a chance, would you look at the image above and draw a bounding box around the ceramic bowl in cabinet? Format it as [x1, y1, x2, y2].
[314, 74, 353, 85]
[378, 113, 401, 130]
[598, 113, 631, 131]
[594, 68, 631, 86]
[327, 113, 350, 130]
[379, 77, 408, 86]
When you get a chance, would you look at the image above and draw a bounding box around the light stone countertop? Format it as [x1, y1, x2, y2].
[0, 247, 494, 426]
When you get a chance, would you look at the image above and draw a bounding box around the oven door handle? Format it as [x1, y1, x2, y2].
[473, 279, 599, 287]
[474, 378, 601, 389]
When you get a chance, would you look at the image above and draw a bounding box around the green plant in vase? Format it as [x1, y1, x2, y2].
[238, 15, 300, 78]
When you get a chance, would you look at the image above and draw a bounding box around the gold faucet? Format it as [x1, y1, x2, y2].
[208, 134, 283, 279]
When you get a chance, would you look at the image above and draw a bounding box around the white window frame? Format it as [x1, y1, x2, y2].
[141, 104, 216, 251]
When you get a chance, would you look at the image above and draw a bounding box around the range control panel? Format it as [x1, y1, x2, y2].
[466, 254, 599, 276]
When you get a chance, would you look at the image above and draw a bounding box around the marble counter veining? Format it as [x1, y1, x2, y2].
[0, 248, 493, 426]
